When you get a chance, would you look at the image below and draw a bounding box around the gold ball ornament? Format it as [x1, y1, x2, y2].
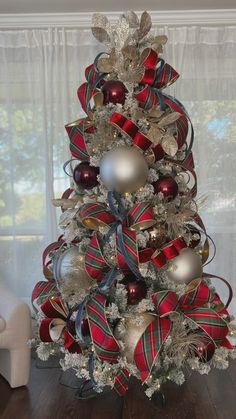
[53, 247, 93, 291]
[165, 247, 203, 285]
[114, 313, 156, 363]
[100, 146, 149, 193]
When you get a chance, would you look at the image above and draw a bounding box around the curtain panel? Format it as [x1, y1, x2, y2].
[0, 24, 236, 307]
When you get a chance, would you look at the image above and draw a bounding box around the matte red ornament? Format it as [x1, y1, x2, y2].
[153, 176, 178, 201]
[122, 275, 147, 305]
[102, 80, 127, 105]
[194, 339, 215, 362]
[73, 162, 99, 190]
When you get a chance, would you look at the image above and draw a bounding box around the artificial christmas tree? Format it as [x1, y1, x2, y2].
[32, 11, 236, 399]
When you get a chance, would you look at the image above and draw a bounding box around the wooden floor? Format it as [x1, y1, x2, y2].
[1, 357, 236, 419]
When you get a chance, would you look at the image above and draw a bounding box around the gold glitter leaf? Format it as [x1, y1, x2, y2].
[158, 112, 181, 127]
[122, 45, 138, 60]
[138, 11, 152, 40]
[148, 109, 165, 119]
[122, 66, 145, 83]
[161, 135, 178, 157]
[148, 125, 163, 144]
[97, 58, 114, 73]
[92, 27, 110, 44]
[152, 35, 168, 45]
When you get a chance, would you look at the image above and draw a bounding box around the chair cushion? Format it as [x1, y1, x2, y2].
[0, 315, 6, 332]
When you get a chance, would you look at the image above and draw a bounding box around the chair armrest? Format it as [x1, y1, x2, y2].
[0, 281, 26, 322]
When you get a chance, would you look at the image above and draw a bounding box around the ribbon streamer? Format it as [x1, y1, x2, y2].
[82, 195, 156, 281]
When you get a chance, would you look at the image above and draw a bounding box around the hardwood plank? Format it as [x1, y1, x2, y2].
[0, 357, 236, 419]
[122, 372, 218, 419]
[204, 361, 236, 419]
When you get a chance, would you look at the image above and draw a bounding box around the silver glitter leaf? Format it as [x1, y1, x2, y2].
[162, 135, 178, 157]
[158, 112, 181, 127]
[92, 27, 110, 44]
[92, 13, 109, 29]
[123, 10, 139, 28]
[138, 11, 152, 40]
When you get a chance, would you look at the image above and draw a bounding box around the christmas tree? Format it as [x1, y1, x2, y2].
[32, 11, 236, 399]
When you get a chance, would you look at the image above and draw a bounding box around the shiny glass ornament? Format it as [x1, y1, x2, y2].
[100, 146, 149, 193]
[102, 80, 127, 105]
[122, 275, 147, 305]
[73, 162, 99, 190]
[53, 247, 93, 290]
[153, 176, 178, 201]
[165, 248, 203, 284]
[194, 338, 216, 362]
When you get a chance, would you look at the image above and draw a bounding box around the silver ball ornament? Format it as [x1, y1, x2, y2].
[165, 248, 203, 285]
[53, 247, 93, 290]
[100, 146, 149, 193]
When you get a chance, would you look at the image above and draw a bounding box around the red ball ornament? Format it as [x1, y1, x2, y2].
[194, 339, 215, 362]
[102, 80, 127, 105]
[121, 275, 147, 305]
[153, 176, 178, 201]
[73, 162, 99, 190]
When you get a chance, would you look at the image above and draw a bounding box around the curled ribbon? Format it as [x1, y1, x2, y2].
[139, 48, 179, 90]
[39, 297, 82, 354]
[151, 236, 187, 268]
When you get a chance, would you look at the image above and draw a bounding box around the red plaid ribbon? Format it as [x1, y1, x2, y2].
[86, 292, 120, 363]
[31, 280, 59, 313]
[85, 292, 130, 395]
[84, 232, 111, 281]
[109, 108, 187, 160]
[113, 368, 130, 396]
[152, 280, 231, 345]
[134, 316, 172, 382]
[139, 48, 179, 90]
[39, 297, 82, 353]
[65, 119, 93, 161]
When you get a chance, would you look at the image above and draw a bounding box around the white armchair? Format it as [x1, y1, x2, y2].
[0, 281, 32, 387]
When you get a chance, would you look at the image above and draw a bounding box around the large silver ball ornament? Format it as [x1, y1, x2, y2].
[53, 247, 93, 291]
[165, 248, 203, 285]
[100, 146, 149, 193]
[114, 313, 156, 363]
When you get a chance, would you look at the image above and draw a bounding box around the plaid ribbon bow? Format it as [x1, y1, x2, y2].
[39, 297, 82, 354]
[80, 196, 156, 281]
[134, 279, 231, 383]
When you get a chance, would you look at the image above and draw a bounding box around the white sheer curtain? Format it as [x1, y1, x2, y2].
[0, 24, 236, 309]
